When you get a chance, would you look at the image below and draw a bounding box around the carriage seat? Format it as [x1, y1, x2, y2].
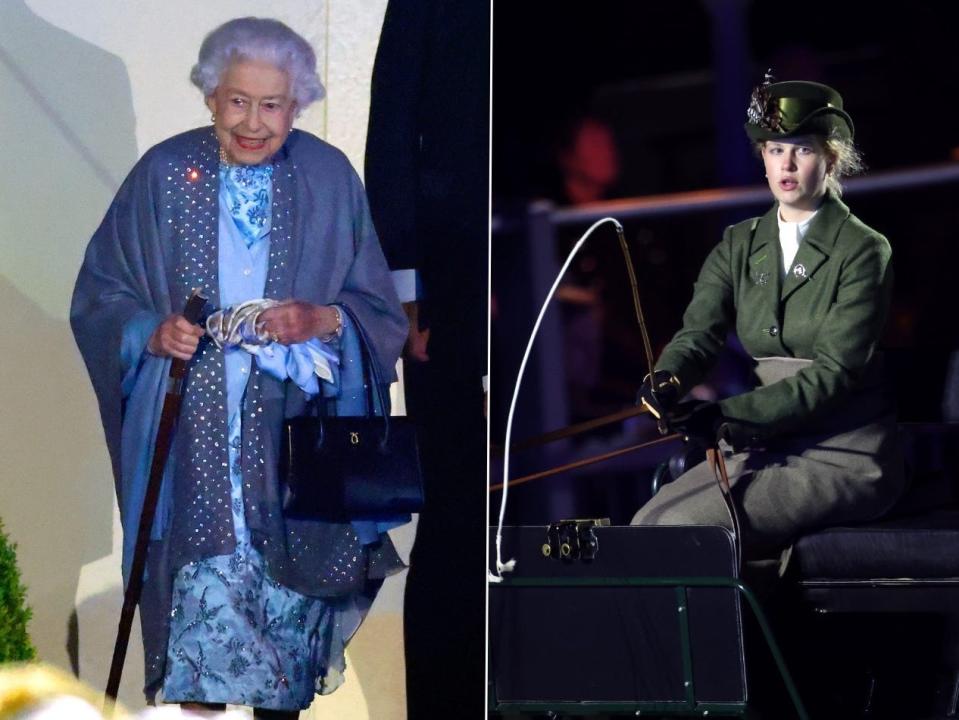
[790, 423, 959, 597]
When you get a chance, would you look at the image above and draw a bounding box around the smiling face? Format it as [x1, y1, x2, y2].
[761, 135, 833, 221]
[206, 58, 297, 166]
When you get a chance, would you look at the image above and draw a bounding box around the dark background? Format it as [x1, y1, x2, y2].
[490, 2, 959, 524]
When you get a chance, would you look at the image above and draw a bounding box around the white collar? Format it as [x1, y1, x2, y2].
[777, 207, 818, 236]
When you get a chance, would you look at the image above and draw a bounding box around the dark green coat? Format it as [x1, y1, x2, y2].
[634, 193, 904, 552]
[657, 192, 893, 438]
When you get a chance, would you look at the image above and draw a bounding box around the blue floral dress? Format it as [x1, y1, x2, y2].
[160, 164, 371, 710]
[161, 415, 369, 708]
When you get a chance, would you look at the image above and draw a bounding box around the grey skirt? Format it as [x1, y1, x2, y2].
[631, 358, 907, 559]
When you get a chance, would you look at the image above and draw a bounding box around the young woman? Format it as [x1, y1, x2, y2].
[631, 78, 906, 560]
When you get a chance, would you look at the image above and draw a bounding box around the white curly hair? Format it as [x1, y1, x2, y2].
[191, 17, 325, 114]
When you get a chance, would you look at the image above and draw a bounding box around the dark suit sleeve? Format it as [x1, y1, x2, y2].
[720, 233, 893, 434]
[364, 0, 430, 272]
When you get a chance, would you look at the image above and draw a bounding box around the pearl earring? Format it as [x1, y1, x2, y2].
[210, 112, 216, 123]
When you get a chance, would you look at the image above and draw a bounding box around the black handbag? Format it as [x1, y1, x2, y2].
[279, 304, 424, 521]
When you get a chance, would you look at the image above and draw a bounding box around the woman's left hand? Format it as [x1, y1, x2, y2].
[669, 400, 725, 444]
[258, 300, 339, 344]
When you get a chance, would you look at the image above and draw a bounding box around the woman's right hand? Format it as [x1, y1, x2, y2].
[147, 314, 205, 360]
[637, 370, 680, 421]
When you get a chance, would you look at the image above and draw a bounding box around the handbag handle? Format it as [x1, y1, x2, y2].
[313, 303, 392, 448]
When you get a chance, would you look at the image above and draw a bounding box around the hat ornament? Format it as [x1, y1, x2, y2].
[746, 69, 781, 132]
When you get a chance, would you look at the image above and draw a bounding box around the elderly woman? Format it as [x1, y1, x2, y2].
[632, 76, 906, 561]
[71, 18, 407, 718]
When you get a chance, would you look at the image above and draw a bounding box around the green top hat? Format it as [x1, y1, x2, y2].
[744, 72, 854, 142]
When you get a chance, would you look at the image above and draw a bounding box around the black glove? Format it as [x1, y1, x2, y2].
[668, 400, 726, 445]
[716, 419, 765, 452]
[669, 401, 766, 450]
[637, 371, 680, 422]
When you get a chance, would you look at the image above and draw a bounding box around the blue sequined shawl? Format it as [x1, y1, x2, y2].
[71, 126, 408, 595]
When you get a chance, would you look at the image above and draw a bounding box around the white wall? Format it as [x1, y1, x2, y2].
[0, 2, 415, 717]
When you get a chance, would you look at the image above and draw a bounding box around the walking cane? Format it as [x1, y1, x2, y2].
[105, 289, 208, 707]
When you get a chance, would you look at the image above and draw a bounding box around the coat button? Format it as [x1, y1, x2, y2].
[768, 325, 779, 336]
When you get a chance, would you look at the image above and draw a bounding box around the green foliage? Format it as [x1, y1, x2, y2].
[0, 517, 35, 662]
